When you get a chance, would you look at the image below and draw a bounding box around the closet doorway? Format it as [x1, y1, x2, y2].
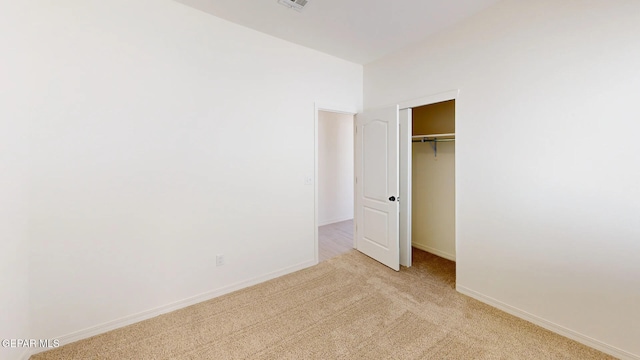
[410, 100, 456, 261]
[316, 109, 356, 262]
[399, 91, 457, 270]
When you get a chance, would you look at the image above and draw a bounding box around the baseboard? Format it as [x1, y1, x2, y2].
[411, 242, 456, 261]
[318, 216, 353, 227]
[31, 259, 316, 356]
[456, 285, 639, 360]
[20, 349, 33, 360]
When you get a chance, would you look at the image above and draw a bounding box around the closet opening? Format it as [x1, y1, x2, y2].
[408, 99, 456, 276]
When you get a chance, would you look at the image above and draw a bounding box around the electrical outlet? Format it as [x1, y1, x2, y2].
[304, 176, 313, 185]
[216, 254, 225, 267]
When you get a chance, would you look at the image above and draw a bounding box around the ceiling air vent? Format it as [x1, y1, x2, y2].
[278, 0, 309, 12]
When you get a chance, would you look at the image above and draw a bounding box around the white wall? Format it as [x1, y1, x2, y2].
[11, 0, 361, 345]
[365, 0, 640, 358]
[0, 4, 31, 360]
[0, 127, 30, 360]
[318, 111, 354, 226]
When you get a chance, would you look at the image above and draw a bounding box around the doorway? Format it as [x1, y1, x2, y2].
[410, 100, 456, 261]
[315, 107, 356, 263]
[399, 90, 458, 270]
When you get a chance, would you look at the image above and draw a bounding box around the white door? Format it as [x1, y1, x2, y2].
[355, 105, 400, 271]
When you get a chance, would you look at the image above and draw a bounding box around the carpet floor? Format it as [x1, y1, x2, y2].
[31, 249, 613, 359]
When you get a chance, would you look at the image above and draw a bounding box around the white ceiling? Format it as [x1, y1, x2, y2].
[174, 0, 502, 64]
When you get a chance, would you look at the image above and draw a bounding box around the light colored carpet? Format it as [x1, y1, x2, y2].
[31, 249, 613, 359]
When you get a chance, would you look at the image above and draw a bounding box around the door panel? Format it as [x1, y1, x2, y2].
[363, 207, 388, 248]
[355, 105, 399, 271]
[363, 120, 388, 200]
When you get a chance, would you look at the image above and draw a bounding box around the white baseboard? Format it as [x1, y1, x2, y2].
[456, 285, 639, 360]
[318, 216, 353, 227]
[411, 242, 456, 262]
[20, 349, 33, 360]
[30, 259, 316, 356]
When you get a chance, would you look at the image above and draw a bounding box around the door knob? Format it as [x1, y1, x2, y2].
[388, 196, 396, 202]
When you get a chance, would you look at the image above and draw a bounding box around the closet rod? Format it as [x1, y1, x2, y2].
[413, 137, 455, 158]
[412, 138, 455, 143]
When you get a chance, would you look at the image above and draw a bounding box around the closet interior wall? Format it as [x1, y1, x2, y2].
[412, 100, 456, 261]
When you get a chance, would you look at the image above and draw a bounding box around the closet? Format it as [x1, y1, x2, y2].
[411, 100, 456, 261]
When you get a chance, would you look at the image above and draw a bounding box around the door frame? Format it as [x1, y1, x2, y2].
[314, 103, 358, 264]
[398, 89, 459, 267]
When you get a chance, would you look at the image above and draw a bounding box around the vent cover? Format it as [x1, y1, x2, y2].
[278, 0, 309, 12]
